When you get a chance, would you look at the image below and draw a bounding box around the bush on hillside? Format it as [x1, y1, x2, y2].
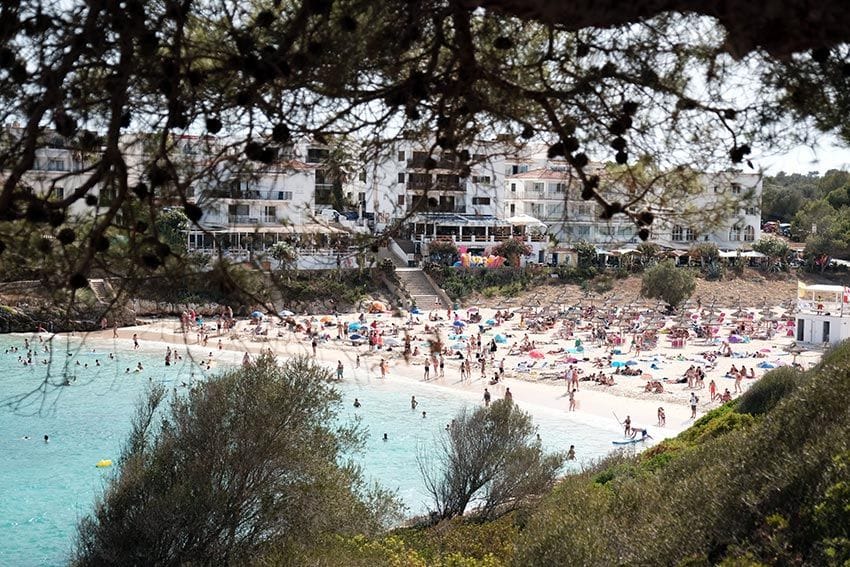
[74, 355, 402, 565]
[640, 259, 696, 310]
[418, 400, 565, 522]
[735, 366, 804, 416]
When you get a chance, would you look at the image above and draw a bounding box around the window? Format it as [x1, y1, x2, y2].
[531, 182, 544, 193]
[306, 148, 329, 163]
[472, 175, 491, 185]
[509, 203, 516, 214]
[546, 203, 564, 217]
[574, 225, 591, 237]
[618, 226, 634, 237]
[228, 204, 249, 220]
[729, 226, 741, 241]
[397, 194, 405, 205]
[743, 225, 755, 242]
[397, 150, 405, 161]
[359, 170, 367, 182]
[506, 164, 529, 175]
[745, 206, 758, 215]
[510, 182, 517, 192]
[671, 225, 683, 241]
[54, 186, 65, 200]
[731, 183, 742, 195]
[599, 225, 616, 236]
[685, 228, 696, 241]
[277, 191, 292, 200]
[473, 153, 485, 162]
[398, 172, 405, 183]
[357, 192, 366, 204]
[262, 206, 276, 223]
[47, 158, 66, 171]
[472, 197, 491, 205]
[548, 182, 565, 193]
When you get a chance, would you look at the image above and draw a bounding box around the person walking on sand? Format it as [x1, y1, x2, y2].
[459, 360, 467, 381]
[624, 415, 632, 437]
[113, 322, 118, 338]
[242, 352, 251, 367]
[356, 354, 360, 368]
[689, 392, 699, 419]
[379, 358, 387, 379]
[569, 388, 577, 412]
[709, 379, 717, 401]
[483, 388, 491, 406]
[132, 333, 139, 350]
[423, 358, 430, 380]
[657, 407, 666, 427]
[311, 337, 318, 357]
[505, 387, 513, 402]
[734, 371, 743, 394]
[336, 360, 344, 380]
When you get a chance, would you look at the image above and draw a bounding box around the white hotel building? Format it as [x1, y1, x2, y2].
[6, 130, 762, 268]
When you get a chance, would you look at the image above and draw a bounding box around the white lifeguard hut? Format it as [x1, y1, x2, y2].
[795, 282, 850, 344]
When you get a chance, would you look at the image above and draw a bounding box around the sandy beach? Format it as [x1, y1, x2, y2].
[67, 298, 824, 445]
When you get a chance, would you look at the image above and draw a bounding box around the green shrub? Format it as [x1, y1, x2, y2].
[735, 367, 803, 416]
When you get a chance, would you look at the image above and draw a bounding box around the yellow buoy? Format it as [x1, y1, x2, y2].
[95, 459, 113, 468]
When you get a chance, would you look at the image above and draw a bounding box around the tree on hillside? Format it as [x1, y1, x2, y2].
[752, 236, 790, 270]
[418, 399, 565, 522]
[641, 259, 696, 311]
[73, 355, 402, 565]
[3, 0, 850, 305]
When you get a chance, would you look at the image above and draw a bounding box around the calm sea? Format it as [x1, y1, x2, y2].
[0, 334, 620, 566]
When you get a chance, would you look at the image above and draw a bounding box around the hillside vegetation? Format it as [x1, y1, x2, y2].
[305, 342, 850, 566]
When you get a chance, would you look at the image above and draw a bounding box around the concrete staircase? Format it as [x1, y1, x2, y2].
[396, 268, 448, 310]
[88, 278, 116, 304]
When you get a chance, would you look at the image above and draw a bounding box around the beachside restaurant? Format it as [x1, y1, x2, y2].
[185, 224, 362, 270]
[794, 282, 850, 344]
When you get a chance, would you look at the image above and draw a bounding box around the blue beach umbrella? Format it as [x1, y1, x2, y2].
[251, 311, 264, 319]
[453, 320, 465, 328]
[611, 361, 625, 368]
[758, 361, 775, 369]
[494, 334, 507, 343]
[347, 322, 361, 331]
[450, 342, 466, 350]
[485, 319, 496, 325]
[625, 360, 638, 366]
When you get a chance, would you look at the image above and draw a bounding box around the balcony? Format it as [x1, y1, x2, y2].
[204, 188, 284, 200]
[407, 156, 460, 170]
[228, 215, 259, 224]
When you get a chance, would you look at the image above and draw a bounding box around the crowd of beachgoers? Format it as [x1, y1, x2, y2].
[49, 295, 820, 444]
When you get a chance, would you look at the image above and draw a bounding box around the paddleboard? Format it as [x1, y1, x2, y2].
[612, 438, 647, 445]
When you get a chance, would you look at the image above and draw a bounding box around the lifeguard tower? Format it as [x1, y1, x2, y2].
[795, 282, 850, 344]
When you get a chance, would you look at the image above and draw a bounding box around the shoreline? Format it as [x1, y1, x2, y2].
[31, 302, 821, 445]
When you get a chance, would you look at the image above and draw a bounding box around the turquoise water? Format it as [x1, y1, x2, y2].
[0, 334, 620, 566]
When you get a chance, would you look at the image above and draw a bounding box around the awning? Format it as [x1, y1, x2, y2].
[506, 214, 546, 227]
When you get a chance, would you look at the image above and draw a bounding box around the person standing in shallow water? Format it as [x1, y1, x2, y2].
[411, 396, 418, 410]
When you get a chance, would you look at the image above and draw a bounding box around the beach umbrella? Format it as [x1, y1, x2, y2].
[528, 350, 545, 359]
[250, 311, 264, 319]
[350, 333, 364, 340]
[625, 360, 638, 366]
[485, 319, 496, 325]
[450, 342, 466, 350]
[453, 320, 465, 328]
[347, 322, 361, 331]
[448, 333, 466, 341]
[759, 348, 772, 353]
[494, 334, 507, 344]
[384, 337, 402, 347]
[320, 316, 333, 323]
[411, 307, 421, 314]
[611, 361, 625, 368]
[758, 362, 775, 369]
[278, 309, 294, 317]
[467, 307, 479, 313]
